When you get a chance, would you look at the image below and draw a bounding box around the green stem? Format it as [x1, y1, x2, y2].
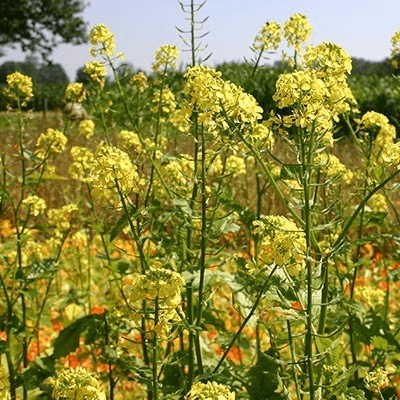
[212, 264, 278, 374]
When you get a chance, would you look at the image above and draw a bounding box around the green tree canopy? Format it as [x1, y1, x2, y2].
[0, 0, 88, 58]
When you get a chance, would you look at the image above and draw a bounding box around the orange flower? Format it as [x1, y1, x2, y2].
[90, 306, 106, 315]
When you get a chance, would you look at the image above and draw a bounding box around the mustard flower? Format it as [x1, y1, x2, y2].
[304, 42, 352, 80]
[253, 215, 306, 268]
[391, 30, 400, 68]
[130, 267, 184, 334]
[273, 69, 328, 109]
[186, 381, 235, 400]
[367, 193, 387, 213]
[22, 195, 47, 216]
[84, 61, 107, 85]
[252, 21, 282, 52]
[88, 24, 115, 57]
[364, 368, 389, 392]
[152, 87, 177, 114]
[64, 82, 87, 103]
[36, 128, 68, 154]
[314, 153, 353, 184]
[360, 111, 398, 165]
[51, 367, 106, 400]
[284, 13, 312, 52]
[355, 286, 386, 308]
[78, 119, 95, 139]
[5, 71, 33, 103]
[250, 122, 275, 151]
[0, 365, 10, 400]
[69, 146, 95, 182]
[160, 155, 194, 195]
[91, 144, 140, 207]
[129, 71, 148, 92]
[184, 65, 262, 131]
[152, 44, 179, 72]
[119, 130, 144, 152]
[47, 204, 79, 233]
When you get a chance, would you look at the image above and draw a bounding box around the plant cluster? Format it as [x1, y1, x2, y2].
[1, 5, 400, 400]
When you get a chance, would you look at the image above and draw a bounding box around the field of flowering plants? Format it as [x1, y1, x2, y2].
[2, 3, 400, 400]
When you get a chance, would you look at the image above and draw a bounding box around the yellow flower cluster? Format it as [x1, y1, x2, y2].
[284, 13, 312, 52]
[304, 42, 352, 79]
[250, 122, 275, 151]
[391, 30, 400, 68]
[36, 128, 68, 154]
[5, 71, 33, 102]
[355, 286, 386, 308]
[360, 111, 400, 166]
[314, 153, 353, 184]
[253, 215, 306, 268]
[364, 368, 389, 392]
[129, 71, 148, 92]
[252, 21, 282, 52]
[367, 193, 388, 213]
[48, 204, 79, 233]
[152, 88, 177, 114]
[271, 43, 355, 142]
[183, 65, 263, 132]
[0, 365, 10, 400]
[51, 367, 106, 400]
[161, 155, 194, 195]
[91, 144, 140, 207]
[88, 24, 115, 57]
[152, 44, 179, 72]
[78, 119, 95, 139]
[22, 195, 47, 216]
[64, 82, 87, 103]
[69, 146, 95, 182]
[130, 267, 184, 334]
[84, 61, 107, 85]
[186, 381, 235, 400]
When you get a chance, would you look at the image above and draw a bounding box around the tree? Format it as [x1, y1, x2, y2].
[37, 63, 69, 84]
[0, 0, 88, 58]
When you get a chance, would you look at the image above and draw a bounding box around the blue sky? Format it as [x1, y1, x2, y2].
[3, 0, 400, 80]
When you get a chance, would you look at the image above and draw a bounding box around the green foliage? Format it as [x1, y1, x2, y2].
[0, 0, 88, 58]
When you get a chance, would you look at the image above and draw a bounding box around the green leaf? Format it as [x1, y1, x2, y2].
[52, 314, 104, 358]
[110, 205, 138, 241]
[339, 387, 367, 400]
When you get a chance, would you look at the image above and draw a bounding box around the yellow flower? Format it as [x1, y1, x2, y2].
[84, 61, 107, 85]
[284, 13, 312, 52]
[51, 367, 106, 400]
[152, 44, 179, 72]
[64, 82, 86, 103]
[152, 87, 177, 114]
[88, 24, 115, 57]
[184, 65, 262, 131]
[130, 72, 148, 92]
[314, 153, 353, 184]
[0, 365, 10, 400]
[304, 42, 352, 79]
[22, 195, 47, 216]
[253, 21, 282, 52]
[391, 30, 400, 68]
[364, 368, 389, 392]
[367, 193, 387, 213]
[5, 71, 33, 103]
[91, 144, 140, 207]
[355, 286, 386, 308]
[36, 128, 68, 154]
[129, 267, 185, 335]
[253, 215, 306, 268]
[186, 381, 235, 400]
[78, 119, 95, 139]
[69, 146, 95, 182]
